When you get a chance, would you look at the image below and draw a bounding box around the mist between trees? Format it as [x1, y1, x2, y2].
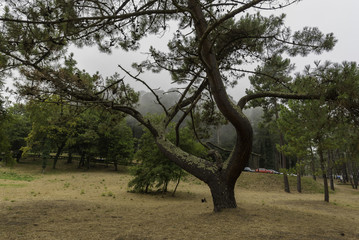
[0, 0, 359, 211]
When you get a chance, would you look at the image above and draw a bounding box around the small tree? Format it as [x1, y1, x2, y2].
[129, 124, 207, 194]
[129, 129, 183, 193]
[98, 115, 134, 170]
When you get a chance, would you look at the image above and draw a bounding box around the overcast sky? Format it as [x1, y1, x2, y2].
[4, 0, 359, 102]
[71, 0, 359, 101]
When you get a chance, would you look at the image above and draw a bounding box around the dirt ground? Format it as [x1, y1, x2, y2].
[1, 161, 358, 240]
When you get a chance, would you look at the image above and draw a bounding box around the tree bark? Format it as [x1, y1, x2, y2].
[327, 151, 334, 191]
[208, 179, 237, 212]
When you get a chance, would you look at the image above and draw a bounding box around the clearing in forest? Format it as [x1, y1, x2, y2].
[0, 160, 358, 240]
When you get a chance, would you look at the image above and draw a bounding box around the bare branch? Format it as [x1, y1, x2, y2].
[118, 64, 169, 116]
[95, 78, 124, 96]
[175, 91, 201, 146]
[190, 110, 210, 150]
[166, 71, 205, 125]
[228, 68, 293, 92]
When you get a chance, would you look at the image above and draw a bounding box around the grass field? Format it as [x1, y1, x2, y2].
[1, 158, 358, 240]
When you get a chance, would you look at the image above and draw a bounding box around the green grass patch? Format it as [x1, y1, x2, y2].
[0, 183, 27, 188]
[299, 177, 323, 193]
[0, 171, 36, 182]
[238, 172, 324, 194]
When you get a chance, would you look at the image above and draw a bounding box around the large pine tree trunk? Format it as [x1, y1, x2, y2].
[208, 180, 237, 212]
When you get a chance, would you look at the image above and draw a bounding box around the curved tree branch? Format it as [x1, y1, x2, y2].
[175, 91, 201, 146]
[190, 110, 210, 150]
[228, 68, 293, 92]
[237, 91, 323, 109]
[118, 64, 169, 116]
[0, 9, 181, 25]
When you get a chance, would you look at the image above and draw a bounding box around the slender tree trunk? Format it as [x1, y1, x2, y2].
[319, 149, 329, 202]
[297, 158, 302, 193]
[78, 152, 85, 168]
[282, 173, 290, 193]
[274, 99, 290, 193]
[346, 160, 355, 189]
[342, 154, 349, 183]
[113, 157, 118, 171]
[86, 156, 90, 169]
[327, 151, 334, 191]
[297, 174, 302, 193]
[310, 146, 316, 181]
[352, 160, 358, 189]
[67, 149, 72, 164]
[311, 160, 317, 181]
[53, 141, 66, 169]
[16, 150, 23, 163]
[172, 174, 182, 197]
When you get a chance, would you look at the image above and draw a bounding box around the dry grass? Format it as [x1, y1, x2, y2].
[0, 159, 358, 240]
